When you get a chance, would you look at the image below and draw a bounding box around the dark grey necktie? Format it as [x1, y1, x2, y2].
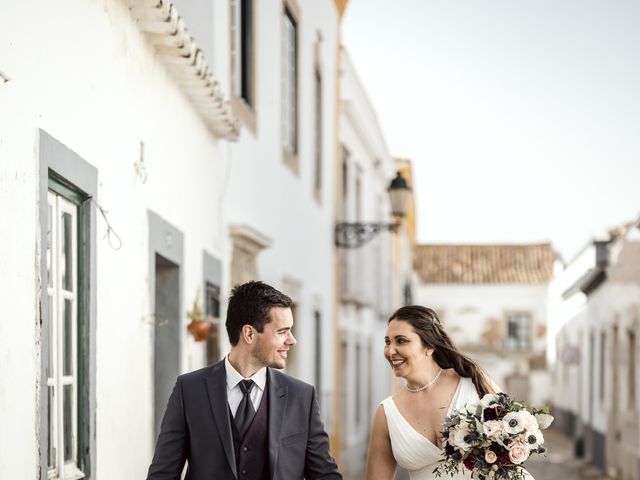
[235, 379, 256, 437]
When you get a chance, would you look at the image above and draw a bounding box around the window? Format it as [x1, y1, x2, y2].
[231, 0, 254, 107]
[506, 312, 531, 352]
[341, 146, 349, 207]
[600, 331, 606, 403]
[403, 281, 413, 306]
[355, 171, 362, 222]
[281, 4, 298, 162]
[313, 68, 322, 200]
[355, 343, 361, 427]
[629, 330, 636, 410]
[340, 340, 348, 440]
[314, 311, 322, 400]
[39, 131, 96, 480]
[205, 282, 221, 365]
[46, 180, 86, 480]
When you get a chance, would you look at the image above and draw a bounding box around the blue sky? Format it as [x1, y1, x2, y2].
[343, 0, 640, 261]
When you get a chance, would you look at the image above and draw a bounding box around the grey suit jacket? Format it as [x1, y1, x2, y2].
[146, 360, 342, 480]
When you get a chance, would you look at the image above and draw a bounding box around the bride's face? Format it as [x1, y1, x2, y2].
[384, 319, 433, 377]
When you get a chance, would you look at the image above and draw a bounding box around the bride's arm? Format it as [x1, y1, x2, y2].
[364, 405, 397, 480]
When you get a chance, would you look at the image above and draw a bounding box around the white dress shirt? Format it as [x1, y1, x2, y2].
[225, 355, 267, 418]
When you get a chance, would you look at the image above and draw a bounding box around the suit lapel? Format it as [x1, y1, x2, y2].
[205, 360, 238, 479]
[268, 368, 288, 480]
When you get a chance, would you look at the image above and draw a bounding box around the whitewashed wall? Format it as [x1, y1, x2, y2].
[1, 0, 231, 476]
[551, 228, 640, 478]
[0, 0, 343, 477]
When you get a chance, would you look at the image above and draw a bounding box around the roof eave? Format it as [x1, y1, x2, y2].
[125, 0, 240, 141]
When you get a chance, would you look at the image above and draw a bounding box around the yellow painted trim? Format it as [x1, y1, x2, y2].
[331, 40, 344, 469]
[334, 0, 349, 19]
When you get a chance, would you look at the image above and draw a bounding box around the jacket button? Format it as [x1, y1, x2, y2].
[242, 446, 248, 452]
[241, 469, 247, 475]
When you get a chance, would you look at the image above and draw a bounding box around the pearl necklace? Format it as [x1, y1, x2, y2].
[406, 368, 443, 393]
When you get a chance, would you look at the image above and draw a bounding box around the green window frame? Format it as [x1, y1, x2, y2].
[46, 173, 90, 480]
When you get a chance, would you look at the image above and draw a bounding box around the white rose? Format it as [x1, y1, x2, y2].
[534, 413, 554, 429]
[463, 401, 481, 415]
[508, 441, 529, 464]
[485, 449, 497, 464]
[519, 411, 538, 430]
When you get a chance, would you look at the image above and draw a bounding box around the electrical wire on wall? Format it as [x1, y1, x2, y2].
[91, 198, 122, 251]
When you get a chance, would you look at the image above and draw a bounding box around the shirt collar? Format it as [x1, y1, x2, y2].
[224, 355, 267, 391]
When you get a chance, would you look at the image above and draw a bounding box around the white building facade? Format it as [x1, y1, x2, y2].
[552, 220, 640, 480]
[0, 0, 342, 478]
[334, 49, 416, 478]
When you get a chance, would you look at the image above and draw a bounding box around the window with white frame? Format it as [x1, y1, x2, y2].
[355, 343, 361, 427]
[46, 189, 84, 480]
[506, 312, 531, 352]
[313, 310, 322, 400]
[629, 329, 636, 410]
[313, 67, 322, 199]
[231, 0, 254, 106]
[600, 331, 606, 402]
[281, 5, 297, 156]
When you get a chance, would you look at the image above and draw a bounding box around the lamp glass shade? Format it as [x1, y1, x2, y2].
[388, 171, 410, 218]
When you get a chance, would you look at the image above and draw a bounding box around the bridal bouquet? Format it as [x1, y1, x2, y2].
[434, 392, 554, 480]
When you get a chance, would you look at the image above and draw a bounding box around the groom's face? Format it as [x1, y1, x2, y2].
[252, 307, 296, 369]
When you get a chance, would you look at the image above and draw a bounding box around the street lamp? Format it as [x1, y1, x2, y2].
[335, 171, 411, 249]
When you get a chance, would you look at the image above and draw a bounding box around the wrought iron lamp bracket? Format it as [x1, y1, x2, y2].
[334, 222, 400, 249]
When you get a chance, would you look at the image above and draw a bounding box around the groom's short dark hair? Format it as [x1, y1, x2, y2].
[226, 280, 293, 346]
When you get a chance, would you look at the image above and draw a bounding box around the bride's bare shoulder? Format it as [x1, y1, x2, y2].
[438, 368, 462, 391]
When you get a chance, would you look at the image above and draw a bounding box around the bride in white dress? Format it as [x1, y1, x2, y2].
[365, 306, 534, 480]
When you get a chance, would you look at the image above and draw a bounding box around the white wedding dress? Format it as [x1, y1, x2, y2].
[381, 377, 477, 480]
[382, 377, 535, 480]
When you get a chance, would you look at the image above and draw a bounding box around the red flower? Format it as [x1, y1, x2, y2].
[483, 407, 498, 421]
[463, 456, 477, 471]
[483, 404, 505, 421]
[498, 452, 512, 466]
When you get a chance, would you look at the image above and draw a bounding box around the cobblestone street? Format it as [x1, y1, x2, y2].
[526, 428, 608, 480]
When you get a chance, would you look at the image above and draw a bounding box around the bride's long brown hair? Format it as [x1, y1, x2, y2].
[389, 305, 494, 397]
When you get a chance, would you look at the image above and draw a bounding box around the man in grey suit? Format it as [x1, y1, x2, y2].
[147, 280, 341, 480]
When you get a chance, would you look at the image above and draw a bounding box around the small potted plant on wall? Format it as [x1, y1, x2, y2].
[187, 289, 212, 342]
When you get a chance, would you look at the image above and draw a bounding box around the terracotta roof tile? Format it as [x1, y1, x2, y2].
[414, 244, 556, 284]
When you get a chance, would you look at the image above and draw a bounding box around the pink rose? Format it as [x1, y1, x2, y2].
[483, 420, 506, 440]
[508, 442, 529, 464]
